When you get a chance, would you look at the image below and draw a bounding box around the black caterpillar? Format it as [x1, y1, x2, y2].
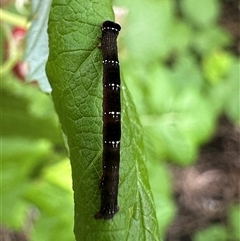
[94, 20, 121, 219]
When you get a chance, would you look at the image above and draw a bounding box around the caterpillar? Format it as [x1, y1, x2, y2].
[94, 20, 121, 220]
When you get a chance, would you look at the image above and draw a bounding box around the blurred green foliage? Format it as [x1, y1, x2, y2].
[116, 1, 239, 237]
[1, 0, 239, 240]
[1, 77, 75, 240]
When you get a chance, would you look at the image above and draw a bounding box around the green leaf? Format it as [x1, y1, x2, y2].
[193, 225, 227, 241]
[193, 27, 232, 55]
[202, 50, 233, 85]
[122, 0, 175, 61]
[228, 205, 240, 240]
[147, 161, 176, 237]
[25, 171, 75, 241]
[208, 58, 240, 124]
[126, 63, 216, 165]
[1, 77, 62, 143]
[223, 60, 240, 123]
[46, 1, 160, 240]
[181, 0, 220, 27]
[1, 137, 52, 228]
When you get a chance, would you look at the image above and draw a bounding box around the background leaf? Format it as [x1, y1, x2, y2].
[1, 76, 74, 241]
[1, 77, 61, 142]
[1, 137, 51, 228]
[25, 0, 52, 92]
[193, 225, 227, 241]
[180, 0, 220, 27]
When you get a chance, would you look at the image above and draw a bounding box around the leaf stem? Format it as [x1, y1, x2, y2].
[0, 8, 29, 28]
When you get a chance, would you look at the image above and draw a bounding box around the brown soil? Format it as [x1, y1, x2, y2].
[166, 116, 240, 241]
